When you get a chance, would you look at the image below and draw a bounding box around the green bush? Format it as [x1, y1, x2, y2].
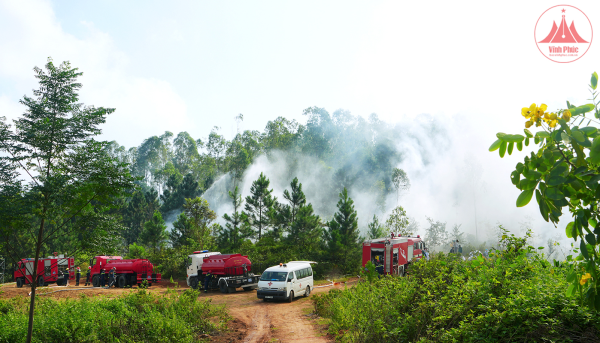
[314, 237, 600, 342]
[0, 288, 229, 343]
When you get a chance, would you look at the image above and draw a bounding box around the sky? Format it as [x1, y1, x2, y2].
[1, 0, 600, 249]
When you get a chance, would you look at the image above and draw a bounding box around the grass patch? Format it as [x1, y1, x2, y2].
[0, 288, 229, 342]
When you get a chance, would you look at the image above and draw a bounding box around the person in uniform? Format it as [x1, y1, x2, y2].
[100, 268, 106, 287]
[108, 267, 117, 288]
[64, 268, 70, 286]
[85, 267, 91, 286]
[204, 271, 212, 293]
[76, 267, 81, 286]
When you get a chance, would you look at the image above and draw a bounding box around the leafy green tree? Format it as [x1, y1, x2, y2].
[0, 58, 135, 343]
[140, 210, 168, 254]
[367, 214, 387, 239]
[183, 197, 217, 249]
[488, 72, 600, 310]
[161, 173, 199, 213]
[385, 206, 413, 236]
[169, 212, 196, 248]
[122, 189, 160, 245]
[125, 243, 147, 259]
[424, 217, 448, 251]
[392, 168, 410, 206]
[325, 188, 360, 274]
[450, 224, 465, 243]
[245, 172, 276, 240]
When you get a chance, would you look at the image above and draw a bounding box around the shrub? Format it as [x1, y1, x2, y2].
[314, 241, 600, 342]
[0, 288, 229, 342]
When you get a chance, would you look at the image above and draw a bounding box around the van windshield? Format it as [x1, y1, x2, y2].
[260, 271, 287, 281]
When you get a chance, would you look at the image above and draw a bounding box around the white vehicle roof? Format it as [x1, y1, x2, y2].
[188, 251, 221, 258]
[264, 261, 314, 273]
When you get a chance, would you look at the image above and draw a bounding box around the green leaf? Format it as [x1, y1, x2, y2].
[561, 132, 571, 144]
[516, 189, 534, 207]
[546, 175, 567, 186]
[570, 104, 595, 116]
[489, 139, 502, 152]
[585, 233, 596, 245]
[546, 187, 564, 200]
[499, 141, 507, 158]
[567, 284, 576, 297]
[572, 130, 586, 143]
[566, 222, 574, 238]
[517, 141, 523, 151]
[567, 269, 576, 282]
[581, 126, 597, 136]
[524, 129, 533, 138]
[592, 71, 598, 90]
[524, 170, 542, 180]
[589, 218, 597, 228]
[580, 239, 589, 259]
[536, 131, 550, 139]
[508, 142, 514, 155]
[525, 137, 530, 146]
[589, 137, 600, 164]
[567, 101, 575, 109]
[496, 132, 506, 140]
[504, 134, 525, 143]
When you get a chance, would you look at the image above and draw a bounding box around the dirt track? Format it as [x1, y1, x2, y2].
[0, 279, 351, 342]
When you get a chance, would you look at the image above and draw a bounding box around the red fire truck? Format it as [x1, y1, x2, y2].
[362, 235, 427, 276]
[14, 254, 74, 288]
[89, 255, 161, 288]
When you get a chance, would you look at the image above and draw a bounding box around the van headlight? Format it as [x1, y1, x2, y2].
[278, 287, 285, 291]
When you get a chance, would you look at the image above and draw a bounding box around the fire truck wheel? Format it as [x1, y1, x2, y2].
[117, 275, 126, 288]
[92, 275, 100, 287]
[287, 291, 294, 303]
[16, 278, 23, 288]
[304, 286, 311, 297]
[219, 280, 227, 293]
[37, 277, 45, 287]
[189, 277, 199, 290]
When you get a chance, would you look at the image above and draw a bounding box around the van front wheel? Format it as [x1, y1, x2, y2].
[304, 286, 310, 297]
[287, 291, 294, 303]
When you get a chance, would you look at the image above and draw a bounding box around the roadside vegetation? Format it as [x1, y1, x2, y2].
[314, 230, 600, 342]
[0, 289, 229, 343]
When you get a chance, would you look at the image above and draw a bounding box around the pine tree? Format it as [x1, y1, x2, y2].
[245, 172, 276, 240]
[219, 186, 252, 251]
[325, 188, 360, 274]
[367, 214, 386, 239]
[140, 210, 168, 254]
[274, 177, 306, 234]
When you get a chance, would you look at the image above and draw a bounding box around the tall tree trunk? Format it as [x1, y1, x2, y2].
[26, 217, 45, 343]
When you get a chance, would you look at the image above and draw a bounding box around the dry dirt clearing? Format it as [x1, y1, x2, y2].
[0, 279, 354, 342]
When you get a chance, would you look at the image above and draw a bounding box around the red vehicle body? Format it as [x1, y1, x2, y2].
[201, 254, 253, 276]
[362, 235, 427, 276]
[14, 255, 74, 288]
[89, 255, 161, 288]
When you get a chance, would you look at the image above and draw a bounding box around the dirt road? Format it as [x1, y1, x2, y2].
[0, 280, 349, 342]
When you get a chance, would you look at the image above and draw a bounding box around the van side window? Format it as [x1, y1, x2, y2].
[301, 268, 306, 278]
[308, 267, 312, 276]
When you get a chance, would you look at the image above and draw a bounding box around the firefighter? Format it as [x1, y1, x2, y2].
[108, 267, 116, 288]
[100, 268, 106, 287]
[76, 267, 81, 286]
[64, 268, 70, 286]
[58, 269, 64, 286]
[204, 271, 212, 293]
[84, 267, 91, 286]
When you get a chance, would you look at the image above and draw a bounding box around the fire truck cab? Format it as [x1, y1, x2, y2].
[14, 255, 74, 288]
[362, 235, 426, 276]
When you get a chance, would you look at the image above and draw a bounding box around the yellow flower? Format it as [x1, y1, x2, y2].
[548, 120, 558, 128]
[525, 120, 533, 128]
[535, 103, 548, 117]
[522, 106, 533, 119]
[580, 273, 592, 285]
[562, 110, 571, 122]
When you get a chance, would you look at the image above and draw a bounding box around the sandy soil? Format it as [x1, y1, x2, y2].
[0, 279, 355, 342]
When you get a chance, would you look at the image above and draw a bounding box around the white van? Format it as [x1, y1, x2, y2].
[256, 261, 315, 302]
